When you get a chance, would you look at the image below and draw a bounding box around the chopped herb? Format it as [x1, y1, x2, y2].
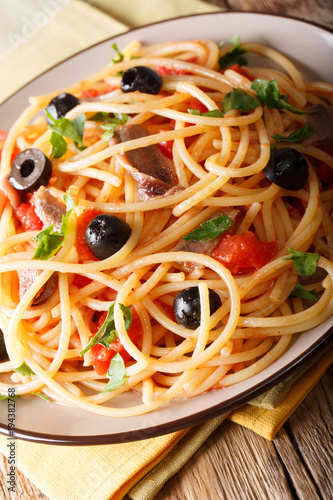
[187, 108, 224, 118]
[219, 35, 248, 70]
[88, 112, 111, 122]
[290, 284, 318, 302]
[14, 363, 35, 377]
[110, 42, 124, 64]
[80, 303, 132, 356]
[46, 109, 86, 158]
[0, 393, 21, 400]
[272, 126, 315, 144]
[222, 88, 259, 113]
[100, 113, 130, 141]
[284, 248, 319, 276]
[32, 193, 74, 260]
[33, 392, 51, 402]
[183, 214, 233, 242]
[101, 353, 128, 392]
[251, 79, 310, 115]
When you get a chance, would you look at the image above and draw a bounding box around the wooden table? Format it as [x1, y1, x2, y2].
[0, 1, 332, 499]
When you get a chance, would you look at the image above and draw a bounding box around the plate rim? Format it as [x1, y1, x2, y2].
[0, 10, 332, 445]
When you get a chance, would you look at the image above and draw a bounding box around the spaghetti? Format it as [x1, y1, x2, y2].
[0, 38, 332, 417]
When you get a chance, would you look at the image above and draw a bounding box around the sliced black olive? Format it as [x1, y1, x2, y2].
[32, 273, 59, 306]
[46, 92, 79, 122]
[0, 329, 9, 362]
[173, 287, 222, 330]
[121, 66, 162, 95]
[263, 148, 309, 191]
[9, 148, 52, 193]
[85, 214, 131, 260]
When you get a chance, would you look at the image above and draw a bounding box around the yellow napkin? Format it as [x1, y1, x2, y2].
[0, 2, 332, 499]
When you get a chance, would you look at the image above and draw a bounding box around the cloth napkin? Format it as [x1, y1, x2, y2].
[0, 1, 332, 499]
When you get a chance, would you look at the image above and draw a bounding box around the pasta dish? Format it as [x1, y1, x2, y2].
[0, 37, 332, 417]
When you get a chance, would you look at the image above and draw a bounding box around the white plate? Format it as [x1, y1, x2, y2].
[0, 12, 332, 445]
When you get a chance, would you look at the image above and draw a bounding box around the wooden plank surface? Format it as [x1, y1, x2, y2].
[0, 1, 332, 499]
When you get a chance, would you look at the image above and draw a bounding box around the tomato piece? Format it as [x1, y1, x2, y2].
[158, 129, 173, 160]
[75, 208, 102, 262]
[211, 231, 277, 275]
[72, 275, 92, 289]
[223, 63, 252, 79]
[15, 203, 43, 231]
[317, 162, 333, 184]
[156, 65, 189, 76]
[90, 308, 143, 375]
[187, 98, 208, 115]
[81, 86, 115, 98]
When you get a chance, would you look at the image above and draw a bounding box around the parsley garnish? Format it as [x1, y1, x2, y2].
[187, 108, 224, 118]
[46, 109, 86, 158]
[284, 248, 319, 276]
[272, 126, 314, 144]
[219, 35, 248, 70]
[14, 363, 35, 377]
[101, 352, 128, 392]
[32, 193, 74, 260]
[80, 303, 132, 356]
[183, 214, 233, 242]
[98, 113, 130, 141]
[290, 284, 318, 302]
[222, 88, 259, 113]
[110, 42, 125, 64]
[251, 79, 310, 115]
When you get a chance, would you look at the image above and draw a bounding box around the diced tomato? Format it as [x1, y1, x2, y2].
[81, 86, 115, 98]
[81, 88, 99, 98]
[222, 63, 252, 79]
[187, 98, 208, 115]
[317, 162, 333, 184]
[72, 275, 92, 289]
[15, 203, 43, 231]
[211, 231, 277, 275]
[90, 308, 143, 375]
[0, 130, 20, 165]
[75, 208, 102, 262]
[158, 129, 173, 160]
[156, 65, 189, 76]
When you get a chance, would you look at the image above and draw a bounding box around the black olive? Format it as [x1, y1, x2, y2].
[263, 148, 309, 191]
[46, 92, 79, 122]
[85, 214, 131, 260]
[121, 66, 162, 95]
[173, 287, 222, 330]
[9, 148, 52, 192]
[0, 329, 9, 362]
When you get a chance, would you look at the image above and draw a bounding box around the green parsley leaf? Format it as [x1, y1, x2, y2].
[32, 193, 74, 260]
[290, 284, 318, 302]
[272, 126, 315, 144]
[187, 108, 224, 118]
[100, 113, 130, 141]
[219, 35, 247, 70]
[101, 353, 128, 392]
[222, 88, 259, 113]
[183, 214, 234, 242]
[46, 109, 86, 157]
[80, 303, 133, 356]
[49, 131, 67, 159]
[88, 112, 111, 122]
[0, 393, 21, 400]
[14, 363, 35, 377]
[33, 392, 51, 402]
[284, 248, 319, 276]
[251, 79, 309, 115]
[110, 42, 124, 63]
